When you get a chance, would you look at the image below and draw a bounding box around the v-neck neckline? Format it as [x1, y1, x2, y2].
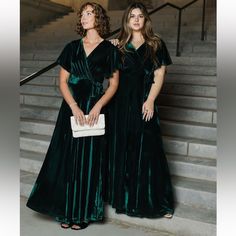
[81, 38, 105, 59]
[129, 41, 145, 51]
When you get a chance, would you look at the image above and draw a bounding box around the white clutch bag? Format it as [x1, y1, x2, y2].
[70, 114, 105, 138]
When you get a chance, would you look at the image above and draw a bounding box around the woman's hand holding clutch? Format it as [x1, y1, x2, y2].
[70, 103, 86, 126]
[87, 103, 102, 126]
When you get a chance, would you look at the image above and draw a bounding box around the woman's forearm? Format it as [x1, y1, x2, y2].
[147, 66, 166, 102]
[59, 68, 77, 108]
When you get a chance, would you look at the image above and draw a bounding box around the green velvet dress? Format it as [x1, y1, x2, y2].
[106, 39, 175, 218]
[26, 39, 120, 224]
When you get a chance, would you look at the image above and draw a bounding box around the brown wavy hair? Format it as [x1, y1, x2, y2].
[118, 2, 162, 64]
[76, 2, 110, 37]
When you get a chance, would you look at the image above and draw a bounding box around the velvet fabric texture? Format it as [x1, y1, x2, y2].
[26, 39, 120, 224]
[106, 39, 175, 218]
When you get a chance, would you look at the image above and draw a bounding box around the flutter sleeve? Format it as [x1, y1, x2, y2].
[104, 43, 121, 79]
[56, 42, 72, 73]
[155, 39, 172, 68]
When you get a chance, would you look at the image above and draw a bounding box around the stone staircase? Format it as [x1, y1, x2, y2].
[20, 5, 216, 236]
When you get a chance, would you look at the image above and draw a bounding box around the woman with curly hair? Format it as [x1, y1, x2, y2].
[107, 2, 175, 219]
[26, 2, 119, 230]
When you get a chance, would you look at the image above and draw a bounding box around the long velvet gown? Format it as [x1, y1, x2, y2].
[26, 39, 120, 224]
[106, 39, 175, 218]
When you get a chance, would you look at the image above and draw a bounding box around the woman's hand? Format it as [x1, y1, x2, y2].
[142, 99, 154, 122]
[70, 104, 86, 126]
[87, 103, 102, 126]
[109, 38, 119, 46]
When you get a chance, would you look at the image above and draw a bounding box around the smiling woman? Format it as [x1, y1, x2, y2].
[107, 2, 174, 219]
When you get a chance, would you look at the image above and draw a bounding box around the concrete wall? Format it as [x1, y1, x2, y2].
[108, 0, 153, 10]
[108, 0, 216, 10]
[21, 0, 72, 35]
[50, 0, 109, 10]
[50, 0, 72, 7]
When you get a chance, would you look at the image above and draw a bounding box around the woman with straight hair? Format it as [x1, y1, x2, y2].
[107, 2, 174, 219]
[26, 2, 119, 230]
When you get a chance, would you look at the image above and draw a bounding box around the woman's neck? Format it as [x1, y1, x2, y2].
[131, 31, 144, 43]
[84, 29, 103, 43]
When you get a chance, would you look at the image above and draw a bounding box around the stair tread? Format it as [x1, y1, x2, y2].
[162, 135, 216, 146]
[20, 132, 51, 142]
[20, 103, 59, 111]
[20, 149, 45, 162]
[21, 117, 55, 125]
[167, 154, 216, 167]
[160, 119, 217, 128]
[172, 175, 216, 193]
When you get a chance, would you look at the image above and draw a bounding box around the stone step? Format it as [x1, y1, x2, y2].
[20, 163, 215, 210]
[20, 119, 55, 137]
[165, 74, 216, 86]
[21, 66, 60, 77]
[176, 51, 216, 58]
[162, 135, 216, 159]
[21, 60, 55, 68]
[171, 56, 216, 66]
[21, 94, 62, 108]
[160, 119, 216, 142]
[20, 127, 217, 159]
[158, 94, 217, 110]
[20, 105, 60, 122]
[165, 41, 216, 53]
[167, 154, 216, 181]
[172, 175, 216, 209]
[159, 105, 216, 124]
[20, 169, 216, 235]
[20, 149, 216, 183]
[168, 64, 216, 76]
[20, 76, 59, 86]
[162, 83, 216, 98]
[20, 132, 51, 154]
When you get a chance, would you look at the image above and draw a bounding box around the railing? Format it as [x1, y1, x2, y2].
[20, 0, 207, 86]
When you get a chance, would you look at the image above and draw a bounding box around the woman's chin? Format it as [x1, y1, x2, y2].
[131, 27, 142, 32]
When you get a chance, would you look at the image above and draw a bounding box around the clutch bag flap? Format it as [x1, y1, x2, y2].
[70, 114, 105, 138]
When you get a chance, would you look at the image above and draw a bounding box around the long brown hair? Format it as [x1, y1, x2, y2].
[76, 2, 110, 37]
[118, 2, 161, 64]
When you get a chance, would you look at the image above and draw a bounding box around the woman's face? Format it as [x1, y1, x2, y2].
[128, 8, 145, 32]
[81, 5, 95, 30]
